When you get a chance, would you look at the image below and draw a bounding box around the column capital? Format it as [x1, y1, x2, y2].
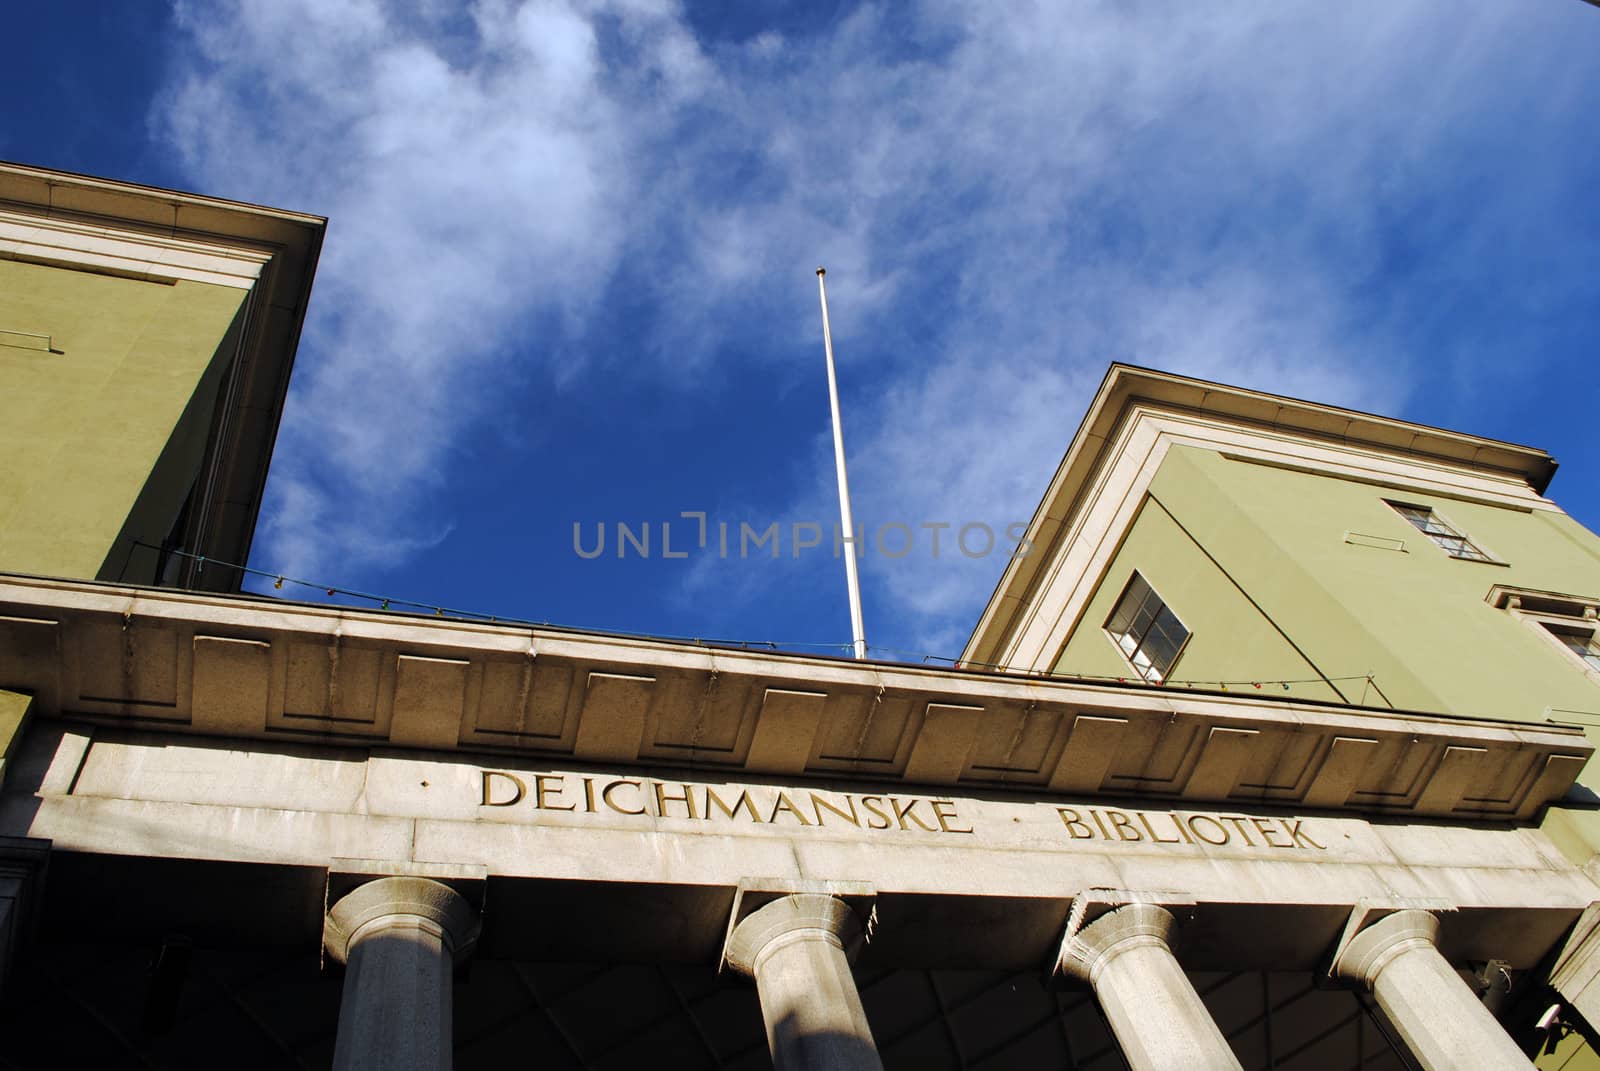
[324, 876, 480, 967]
[1057, 902, 1180, 987]
[725, 893, 867, 979]
[1326, 906, 1535, 1070]
[1329, 909, 1440, 989]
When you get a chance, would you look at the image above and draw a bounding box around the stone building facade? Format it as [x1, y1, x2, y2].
[4, 164, 1600, 1069]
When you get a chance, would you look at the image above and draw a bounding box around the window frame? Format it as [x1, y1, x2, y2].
[1102, 572, 1191, 684]
[1545, 623, 1600, 676]
[1489, 585, 1600, 688]
[1385, 500, 1500, 563]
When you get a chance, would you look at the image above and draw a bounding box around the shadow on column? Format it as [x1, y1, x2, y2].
[771, 1012, 890, 1071]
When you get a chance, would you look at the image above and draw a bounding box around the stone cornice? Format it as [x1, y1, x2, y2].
[0, 207, 272, 289]
[0, 575, 1590, 820]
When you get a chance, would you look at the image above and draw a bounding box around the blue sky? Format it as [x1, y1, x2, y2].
[5, 1, 1599, 662]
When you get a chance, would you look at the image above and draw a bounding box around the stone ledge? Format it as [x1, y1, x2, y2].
[0, 574, 1590, 819]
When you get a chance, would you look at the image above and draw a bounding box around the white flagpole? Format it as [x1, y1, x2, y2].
[816, 267, 868, 661]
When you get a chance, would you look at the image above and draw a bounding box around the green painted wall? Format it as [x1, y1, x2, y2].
[1536, 1029, 1600, 1070]
[0, 689, 33, 789]
[1055, 494, 1346, 703]
[1059, 445, 1600, 723]
[0, 259, 246, 584]
[1054, 443, 1600, 867]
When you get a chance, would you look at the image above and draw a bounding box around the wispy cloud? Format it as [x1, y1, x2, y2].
[157, 0, 1597, 652]
[161, 0, 705, 573]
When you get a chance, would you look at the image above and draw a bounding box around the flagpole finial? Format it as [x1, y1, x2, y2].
[816, 266, 826, 276]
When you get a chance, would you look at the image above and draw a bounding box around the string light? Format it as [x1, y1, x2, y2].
[134, 543, 1381, 697]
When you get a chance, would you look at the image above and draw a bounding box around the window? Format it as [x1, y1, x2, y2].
[1545, 624, 1600, 675]
[1104, 573, 1189, 683]
[1387, 502, 1493, 562]
[1488, 585, 1600, 686]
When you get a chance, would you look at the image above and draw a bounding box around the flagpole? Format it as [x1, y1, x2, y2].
[816, 267, 868, 661]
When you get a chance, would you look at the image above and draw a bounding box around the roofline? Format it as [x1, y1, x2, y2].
[962, 363, 1559, 668]
[0, 159, 326, 231]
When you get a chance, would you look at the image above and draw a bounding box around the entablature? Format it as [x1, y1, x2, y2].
[0, 574, 1590, 821]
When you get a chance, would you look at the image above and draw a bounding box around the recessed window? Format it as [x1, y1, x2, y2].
[1104, 573, 1189, 683]
[1545, 624, 1600, 675]
[1489, 586, 1600, 685]
[1386, 502, 1493, 562]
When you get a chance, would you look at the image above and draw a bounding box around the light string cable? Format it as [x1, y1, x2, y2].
[131, 543, 853, 651]
[134, 544, 1376, 693]
[873, 643, 1375, 693]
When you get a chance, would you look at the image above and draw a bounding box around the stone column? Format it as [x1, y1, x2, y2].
[1058, 903, 1242, 1071]
[725, 893, 883, 1071]
[1330, 910, 1534, 1071]
[323, 876, 481, 1071]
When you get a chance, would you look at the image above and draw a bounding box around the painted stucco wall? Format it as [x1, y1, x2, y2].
[0, 689, 31, 789]
[1537, 1032, 1600, 1071]
[1053, 492, 1346, 704]
[0, 259, 245, 583]
[1058, 444, 1600, 724]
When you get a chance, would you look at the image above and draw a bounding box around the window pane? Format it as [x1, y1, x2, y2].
[1103, 573, 1187, 682]
[1140, 626, 1183, 676]
[1129, 603, 1158, 637]
[1544, 625, 1600, 674]
[1106, 575, 1149, 635]
[1557, 632, 1589, 656]
[1388, 502, 1491, 562]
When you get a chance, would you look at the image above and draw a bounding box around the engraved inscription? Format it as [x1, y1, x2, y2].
[1056, 805, 1326, 850]
[480, 770, 974, 834]
[477, 769, 1326, 850]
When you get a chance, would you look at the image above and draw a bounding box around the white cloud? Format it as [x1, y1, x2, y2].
[161, 0, 703, 573]
[609, 2, 1452, 652]
[156, 0, 1592, 651]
